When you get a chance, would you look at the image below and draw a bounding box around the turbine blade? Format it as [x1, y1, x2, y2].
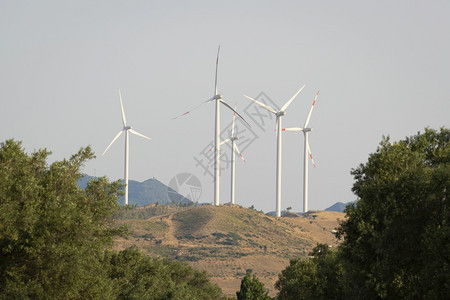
[209, 138, 230, 152]
[129, 129, 152, 140]
[280, 84, 306, 112]
[119, 89, 127, 127]
[307, 143, 316, 168]
[234, 144, 246, 163]
[219, 99, 251, 128]
[172, 97, 214, 120]
[214, 45, 220, 95]
[103, 130, 123, 155]
[282, 127, 303, 132]
[304, 90, 319, 128]
[219, 138, 231, 146]
[231, 102, 237, 137]
[243, 95, 277, 114]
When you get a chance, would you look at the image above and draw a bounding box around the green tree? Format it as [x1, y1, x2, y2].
[108, 247, 227, 300]
[0, 140, 230, 299]
[275, 244, 343, 300]
[0, 140, 125, 299]
[337, 128, 449, 299]
[236, 272, 270, 300]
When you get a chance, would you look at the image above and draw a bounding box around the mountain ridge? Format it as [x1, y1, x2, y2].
[81, 175, 351, 212]
[325, 201, 353, 212]
[79, 175, 191, 206]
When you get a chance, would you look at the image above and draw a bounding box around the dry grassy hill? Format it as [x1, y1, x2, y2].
[114, 204, 345, 297]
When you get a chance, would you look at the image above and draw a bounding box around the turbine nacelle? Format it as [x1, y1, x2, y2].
[213, 94, 223, 100]
[276, 111, 286, 117]
[231, 136, 239, 141]
[124, 125, 132, 130]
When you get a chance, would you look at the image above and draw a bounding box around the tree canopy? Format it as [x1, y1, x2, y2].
[236, 272, 270, 300]
[338, 127, 449, 298]
[275, 244, 343, 300]
[275, 127, 449, 299]
[0, 140, 125, 299]
[0, 140, 227, 299]
[107, 247, 227, 300]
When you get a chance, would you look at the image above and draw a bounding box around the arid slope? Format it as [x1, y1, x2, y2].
[114, 205, 345, 297]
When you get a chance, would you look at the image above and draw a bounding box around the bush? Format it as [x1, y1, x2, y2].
[236, 273, 270, 300]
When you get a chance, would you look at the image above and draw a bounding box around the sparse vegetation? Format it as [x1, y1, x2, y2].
[214, 232, 243, 246]
[114, 203, 187, 220]
[114, 203, 343, 296]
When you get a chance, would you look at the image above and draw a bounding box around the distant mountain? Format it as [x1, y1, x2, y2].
[78, 175, 191, 206]
[325, 201, 353, 213]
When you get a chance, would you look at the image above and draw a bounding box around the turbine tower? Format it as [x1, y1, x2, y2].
[173, 46, 250, 206]
[244, 84, 305, 217]
[283, 90, 319, 213]
[103, 90, 151, 205]
[215, 103, 246, 204]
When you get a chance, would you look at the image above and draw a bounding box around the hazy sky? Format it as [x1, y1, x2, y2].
[1, 0, 449, 212]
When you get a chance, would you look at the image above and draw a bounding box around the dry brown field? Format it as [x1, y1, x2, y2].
[114, 204, 345, 297]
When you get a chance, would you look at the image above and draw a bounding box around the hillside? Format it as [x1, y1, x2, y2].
[114, 204, 345, 297]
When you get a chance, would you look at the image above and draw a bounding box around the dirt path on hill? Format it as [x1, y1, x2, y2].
[162, 213, 179, 246]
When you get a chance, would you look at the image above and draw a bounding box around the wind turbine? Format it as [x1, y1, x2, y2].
[283, 90, 319, 213]
[103, 89, 152, 206]
[173, 46, 250, 206]
[215, 103, 246, 205]
[244, 84, 305, 217]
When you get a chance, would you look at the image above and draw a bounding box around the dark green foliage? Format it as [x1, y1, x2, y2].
[275, 128, 449, 299]
[338, 127, 450, 298]
[236, 273, 270, 300]
[0, 140, 228, 300]
[108, 247, 226, 300]
[0, 140, 125, 299]
[275, 244, 343, 300]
